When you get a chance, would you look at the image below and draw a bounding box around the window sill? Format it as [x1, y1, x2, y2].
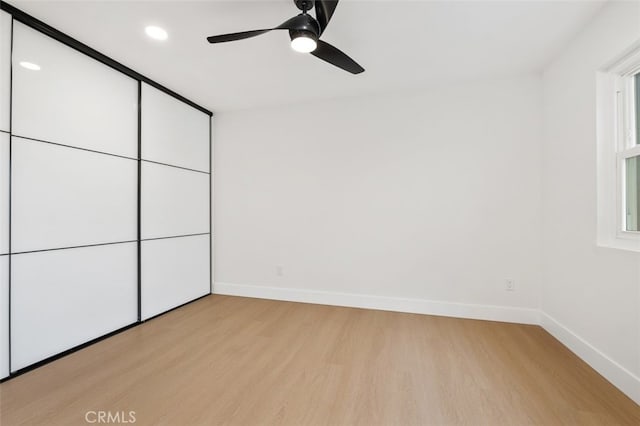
[597, 234, 640, 252]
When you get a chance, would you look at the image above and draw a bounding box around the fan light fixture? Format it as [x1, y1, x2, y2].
[206, 0, 365, 74]
[290, 32, 317, 53]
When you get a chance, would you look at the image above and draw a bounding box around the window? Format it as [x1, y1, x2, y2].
[619, 72, 640, 232]
[597, 45, 640, 251]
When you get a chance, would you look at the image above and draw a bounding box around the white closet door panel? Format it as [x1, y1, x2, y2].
[0, 133, 8, 254]
[141, 162, 209, 239]
[141, 83, 209, 172]
[142, 235, 209, 320]
[0, 11, 10, 132]
[11, 22, 137, 158]
[12, 137, 137, 253]
[11, 243, 137, 371]
[0, 256, 8, 379]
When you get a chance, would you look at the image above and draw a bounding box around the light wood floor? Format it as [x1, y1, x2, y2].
[1, 295, 638, 425]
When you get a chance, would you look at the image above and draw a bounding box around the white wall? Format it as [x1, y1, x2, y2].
[541, 0, 640, 403]
[214, 75, 542, 319]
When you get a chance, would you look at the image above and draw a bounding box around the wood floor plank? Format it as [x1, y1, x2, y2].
[1, 295, 638, 425]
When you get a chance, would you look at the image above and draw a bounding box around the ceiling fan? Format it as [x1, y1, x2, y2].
[206, 0, 364, 74]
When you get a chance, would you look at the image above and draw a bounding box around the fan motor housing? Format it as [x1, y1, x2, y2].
[290, 13, 320, 36]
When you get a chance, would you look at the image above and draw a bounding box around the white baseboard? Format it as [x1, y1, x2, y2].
[213, 282, 540, 325]
[540, 312, 640, 405]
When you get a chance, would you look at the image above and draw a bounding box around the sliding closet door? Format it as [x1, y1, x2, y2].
[141, 83, 210, 320]
[9, 22, 138, 371]
[0, 131, 9, 379]
[0, 10, 10, 132]
[0, 9, 11, 380]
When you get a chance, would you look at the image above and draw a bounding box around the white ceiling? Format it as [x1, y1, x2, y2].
[9, 0, 605, 112]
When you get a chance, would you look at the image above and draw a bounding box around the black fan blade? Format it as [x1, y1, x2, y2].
[315, 0, 339, 35]
[311, 40, 364, 74]
[207, 29, 271, 44]
[207, 15, 308, 44]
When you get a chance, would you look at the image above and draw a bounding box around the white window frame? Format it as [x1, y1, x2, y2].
[597, 43, 640, 252]
[616, 74, 640, 237]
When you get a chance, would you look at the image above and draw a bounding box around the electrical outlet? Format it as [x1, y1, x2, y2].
[276, 265, 284, 277]
[505, 279, 515, 291]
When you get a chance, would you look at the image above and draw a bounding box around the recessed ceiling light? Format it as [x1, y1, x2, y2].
[145, 26, 168, 41]
[19, 61, 41, 71]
